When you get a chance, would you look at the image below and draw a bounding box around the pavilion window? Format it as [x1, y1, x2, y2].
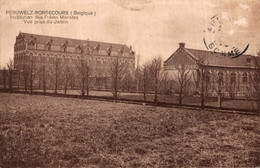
[242, 72, 247, 84]
[206, 71, 211, 83]
[230, 73, 236, 84]
[218, 72, 224, 84]
[254, 72, 259, 83]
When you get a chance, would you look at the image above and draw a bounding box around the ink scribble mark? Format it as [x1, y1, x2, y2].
[231, 44, 250, 59]
[203, 37, 209, 49]
[211, 14, 218, 20]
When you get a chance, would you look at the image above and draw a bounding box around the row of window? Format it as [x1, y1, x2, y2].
[24, 43, 133, 56]
[205, 71, 258, 84]
[15, 52, 134, 62]
[15, 55, 135, 66]
[15, 44, 133, 58]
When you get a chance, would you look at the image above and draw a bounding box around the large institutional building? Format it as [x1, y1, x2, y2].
[13, 32, 135, 90]
[164, 43, 259, 97]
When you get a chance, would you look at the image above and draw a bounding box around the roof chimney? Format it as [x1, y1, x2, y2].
[179, 42, 185, 48]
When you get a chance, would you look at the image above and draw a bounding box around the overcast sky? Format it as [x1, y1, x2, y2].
[0, 0, 259, 67]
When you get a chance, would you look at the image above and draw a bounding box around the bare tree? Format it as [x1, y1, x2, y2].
[38, 64, 49, 93]
[76, 59, 93, 97]
[17, 67, 21, 89]
[2, 66, 7, 89]
[248, 52, 260, 115]
[197, 55, 209, 109]
[159, 72, 172, 95]
[140, 64, 151, 101]
[95, 69, 103, 91]
[173, 65, 192, 105]
[6, 60, 14, 92]
[150, 57, 162, 105]
[109, 57, 127, 102]
[20, 64, 30, 92]
[53, 57, 62, 94]
[62, 65, 73, 95]
[123, 71, 134, 92]
[212, 71, 225, 108]
[227, 83, 237, 99]
[28, 58, 38, 94]
[135, 66, 142, 93]
[69, 68, 76, 90]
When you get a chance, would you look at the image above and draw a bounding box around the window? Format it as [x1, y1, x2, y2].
[95, 44, 100, 51]
[46, 54, 49, 62]
[44, 42, 51, 51]
[61, 44, 67, 52]
[230, 72, 236, 84]
[242, 72, 247, 84]
[107, 46, 112, 56]
[41, 56, 46, 63]
[206, 71, 211, 83]
[47, 45, 51, 51]
[218, 72, 224, 83]
[76, 46, 82, 53]
[28, 42, 35, 50]
[253, 72, 259, 83]
[38, 53, 42, 61]
[247, 57, 251, 63]
[86, 48, 91, 55]
[119, 47, 124, 55]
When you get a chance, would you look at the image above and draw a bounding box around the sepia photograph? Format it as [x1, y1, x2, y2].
[0, 0, 259, 167]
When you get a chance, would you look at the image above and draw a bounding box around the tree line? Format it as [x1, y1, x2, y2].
[1, 54, 260, 115]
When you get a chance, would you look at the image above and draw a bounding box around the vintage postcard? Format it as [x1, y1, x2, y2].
[0, 0, 259, 167]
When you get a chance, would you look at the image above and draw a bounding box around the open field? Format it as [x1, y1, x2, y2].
[0, 93, 260, 167]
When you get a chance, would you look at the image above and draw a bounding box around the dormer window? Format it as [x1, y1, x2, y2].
[76, 45, 82, 53]
[45, 42, 51, 51]
[118, 46, 124, 55]
[95, 44, 100, 51]
[61, 40, 68, 52]
[28, 41, 34, 49]
[86, 47, 91, 55]
[61, 43, 67, 52]
[107, 46, 112, 56]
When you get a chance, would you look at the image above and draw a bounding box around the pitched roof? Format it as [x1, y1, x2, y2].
[19, 32, 131, 53]
[184, 48, 259, 68]
[164, 47, 198, 66]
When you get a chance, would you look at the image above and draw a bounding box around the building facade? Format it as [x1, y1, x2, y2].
[14, 32, 135, 90]
[164, 43, 259, 98]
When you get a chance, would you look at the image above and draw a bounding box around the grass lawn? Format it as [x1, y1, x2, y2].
[205, 99, 259, 111]
[0, 93, 259, 167]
